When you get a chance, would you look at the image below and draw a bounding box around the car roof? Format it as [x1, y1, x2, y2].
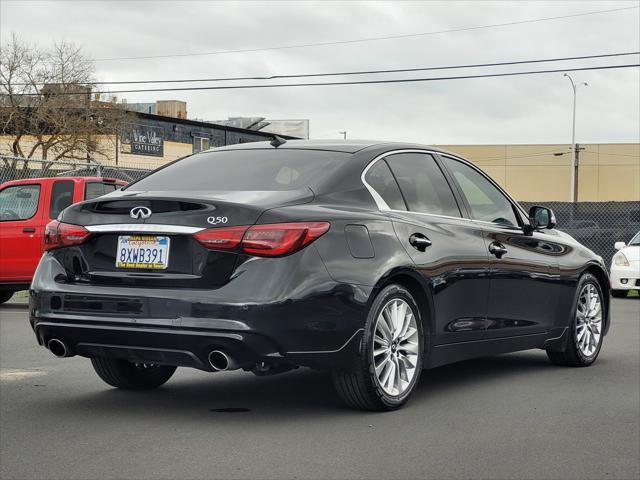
[1, 177, 125, 187]
[209, 139, 455, 155]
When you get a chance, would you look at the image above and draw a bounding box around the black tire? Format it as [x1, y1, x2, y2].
[91, 357, 176, 390]
[332, 284, 424, 411]
[0, 291, 14, 304]
[611, 290, 628, 298]
[547, 273, 605, 367]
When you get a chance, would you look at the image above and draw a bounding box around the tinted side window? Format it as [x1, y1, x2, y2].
[0, 184, 41, 221]
[49, 180, 74, 219]
[385, 153, 461, 217]
[364, 160, 406, 210]
[85, 182, 107, 200]
[85, 182, 121, 200]
[443, 157, 519, 227]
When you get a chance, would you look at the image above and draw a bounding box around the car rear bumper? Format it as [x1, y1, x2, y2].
[31, 316, 364, 371]
[29, 250, 370, 371]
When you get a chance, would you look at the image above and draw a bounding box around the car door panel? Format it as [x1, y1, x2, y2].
[391, 213, 490, 344]
[482, 225, 562, 338]
[379, 151, 491, 344]
[0, 182, 47, 282]
[438, 153, 564, 340]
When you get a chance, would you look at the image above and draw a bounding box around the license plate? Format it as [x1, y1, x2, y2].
[116, 235, 170, 269]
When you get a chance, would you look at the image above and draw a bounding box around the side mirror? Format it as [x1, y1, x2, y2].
[614, 242, 626, 251]
[529, 206, 556, 230]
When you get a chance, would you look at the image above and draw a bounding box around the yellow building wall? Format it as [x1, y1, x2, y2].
[0, 134, 193, 170]
[438, 143, 640, 202]
[2, 134, 638, 202]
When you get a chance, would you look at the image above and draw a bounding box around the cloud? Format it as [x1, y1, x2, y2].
[2, 0, 638, 143]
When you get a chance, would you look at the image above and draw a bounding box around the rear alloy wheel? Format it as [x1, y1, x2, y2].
[0, 291, 14, 304]
[547, 273, 605, 367]
[332, 284, 423, 411]
[91, 357, 177, 390]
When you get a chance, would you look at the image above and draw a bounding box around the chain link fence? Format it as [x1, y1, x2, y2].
[1, 154, 636, 267]
[0, 155, 152, 184]
[521, 201, 639, 267]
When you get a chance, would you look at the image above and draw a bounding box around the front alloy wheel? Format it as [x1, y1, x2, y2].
[332, 284, 423, 411]
[547, 273, 605, 367]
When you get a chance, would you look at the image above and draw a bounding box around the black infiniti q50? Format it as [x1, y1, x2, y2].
[30, 140, 610, 411]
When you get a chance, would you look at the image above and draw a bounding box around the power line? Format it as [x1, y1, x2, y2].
[91, 6, 640, 62]
[472, 149, 571, 161]
[18, 63, 639, 96]
[52, 52, 639, 85]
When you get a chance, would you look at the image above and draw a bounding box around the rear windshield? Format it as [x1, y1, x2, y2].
[127, 149, 348, 192]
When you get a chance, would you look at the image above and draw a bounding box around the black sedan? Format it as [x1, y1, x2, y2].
[30, 140, 610, 411]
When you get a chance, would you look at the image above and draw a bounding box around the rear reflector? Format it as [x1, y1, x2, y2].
[44, 220, 92, 251]
[193, 222, 330, 257]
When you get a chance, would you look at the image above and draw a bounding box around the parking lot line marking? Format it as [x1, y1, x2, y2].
[0, 369, 46, 382]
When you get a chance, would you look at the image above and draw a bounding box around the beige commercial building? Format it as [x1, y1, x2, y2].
[438, 143, 639, 202]
[2, 133, 638, 202]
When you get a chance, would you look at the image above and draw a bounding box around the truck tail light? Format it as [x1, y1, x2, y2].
[44, 220, 91, 251]
[193, 222, 330, 257]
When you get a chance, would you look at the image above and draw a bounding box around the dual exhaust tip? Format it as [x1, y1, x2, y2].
[208, 350, 239, 371]
[47, 338, 71, 358]
[47, 340, 237, 371]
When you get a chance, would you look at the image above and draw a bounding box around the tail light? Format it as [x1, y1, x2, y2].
[193, 222, 330, 257]
[44, 220, 91, 251]
[192, 226, 247, 250]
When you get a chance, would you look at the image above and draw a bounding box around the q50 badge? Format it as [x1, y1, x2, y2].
[207, 216, 228, 225]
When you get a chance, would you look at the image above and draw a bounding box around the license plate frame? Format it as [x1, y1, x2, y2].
[115, 235, 170, 270]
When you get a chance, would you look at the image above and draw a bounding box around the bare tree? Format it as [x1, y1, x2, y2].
[0, 34, 130, 167]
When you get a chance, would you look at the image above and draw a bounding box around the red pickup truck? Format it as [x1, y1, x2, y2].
[0, 177, 126, 303]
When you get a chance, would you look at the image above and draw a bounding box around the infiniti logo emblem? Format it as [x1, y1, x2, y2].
[130, 206, 152, 220]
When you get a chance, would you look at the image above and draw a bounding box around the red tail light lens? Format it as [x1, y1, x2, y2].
[241, 222, 330, 257]
[44, 220, 91, 251]
[193, 222, 330, 257]
[193, 226, 248, 250]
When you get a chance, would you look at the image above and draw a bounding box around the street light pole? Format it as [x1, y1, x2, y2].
[563, 73, 588, 202]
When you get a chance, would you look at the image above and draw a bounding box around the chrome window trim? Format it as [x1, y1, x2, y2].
[386, 208, 465, 222]
[85, 224, 205, 234]
[360, 148, 465, 220]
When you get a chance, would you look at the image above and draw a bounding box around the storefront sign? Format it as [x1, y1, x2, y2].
[121, 124, 164, 157]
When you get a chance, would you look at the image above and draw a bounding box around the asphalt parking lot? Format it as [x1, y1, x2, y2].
[1, 296, 638, 480]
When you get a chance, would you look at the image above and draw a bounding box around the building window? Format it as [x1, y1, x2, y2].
[193, 136, 210, 153]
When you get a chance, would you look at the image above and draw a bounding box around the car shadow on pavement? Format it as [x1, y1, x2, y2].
[39, 350, 560, 419]
[0, 303, 30, 310]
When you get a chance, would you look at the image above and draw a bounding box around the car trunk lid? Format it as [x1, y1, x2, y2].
[55, 189, 313, 288]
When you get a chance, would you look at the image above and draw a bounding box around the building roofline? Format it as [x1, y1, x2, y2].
[130, 111, 299, 139]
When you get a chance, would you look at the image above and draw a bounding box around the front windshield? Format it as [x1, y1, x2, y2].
[629, 232, 640, 246]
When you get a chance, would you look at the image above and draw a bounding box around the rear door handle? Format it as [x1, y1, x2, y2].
[488, 241, 508, 258]
[409, 233, 432, 252]
[23, 227, 36, 233]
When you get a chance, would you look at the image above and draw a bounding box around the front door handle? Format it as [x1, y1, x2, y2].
[409, 233, 432, 252]
[488, 241, 508, 258]
[23, 227, 36, 233]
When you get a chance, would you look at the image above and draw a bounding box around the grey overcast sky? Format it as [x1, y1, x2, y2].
[1, 0, 639, 144]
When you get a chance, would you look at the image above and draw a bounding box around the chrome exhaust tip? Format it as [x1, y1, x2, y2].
[47, 338, 69, 358]
[208, 350, 238, 371]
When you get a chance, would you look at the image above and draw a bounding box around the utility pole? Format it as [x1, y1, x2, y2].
[563, 73, 588, 202]
[339, 131, 347, 140]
